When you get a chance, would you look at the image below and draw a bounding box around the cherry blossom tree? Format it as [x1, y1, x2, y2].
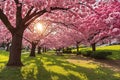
[50, 0, 120, 52]
[23, 19, 58, 57]
[40, 25, 80, 55]
[0, 0, 78, 66]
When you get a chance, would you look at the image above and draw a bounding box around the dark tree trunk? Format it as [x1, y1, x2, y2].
[76, 43, 79, 53]
[6, 3, 24, 67]
[6, 33, 23, 66]
[62, 47, 64, 53]
[76, 42, 80, 55]
[56, 48, 62, 55]
[108, 39, 111, 45]
[6, 43, 10, 51]
[44, 47, 47, 52]
[43, 47, 46, 53]
[38, 46, 42, 54]
[30, 42, 36, 57]
[91, 43, 96, 51]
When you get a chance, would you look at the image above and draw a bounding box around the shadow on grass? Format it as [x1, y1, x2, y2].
[0, 53, 120, 80]
[103, 50, 120, 60]
[81, 47, 120, 60]
[40, 54, 120, 80]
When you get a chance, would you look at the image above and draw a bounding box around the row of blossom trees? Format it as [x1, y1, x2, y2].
[0, 0, 120, 66]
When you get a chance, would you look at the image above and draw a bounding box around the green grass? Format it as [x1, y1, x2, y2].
[0, 50, 120, 80]
[73, 45, 120, 60]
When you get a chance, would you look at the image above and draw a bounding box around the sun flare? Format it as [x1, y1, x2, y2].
[35, 23, 43, 32]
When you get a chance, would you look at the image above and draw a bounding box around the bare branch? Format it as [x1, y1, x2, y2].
[27, 27, 34, 33]
[88, 30, 101, 41]
[50, 7, 69, 11]
[22, 36, 32, 44]
[23, 7, 69, 29]
[23, 9, 46, 25]
[0, 9, 15, 33]
[95, 35, 110, 43]
[25, 6, 34, 17]
[14, 0, 19, 4]
[24, 15, 39, 28]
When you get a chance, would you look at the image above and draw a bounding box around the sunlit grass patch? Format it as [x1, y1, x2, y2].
[21, 63, 38, 80]
[97, 45, 120, 51]
[0, 50, 120, 80]
[41, 55, 90, 80]
[67, 59, 99, 69]
[113, 73, 120, 78]
[0, 51, 9, 61]
[0, 50, 8, 72]
[0, 55, 8, 62]
[0, 64, 5, 72]
[68, 70, 88, 80]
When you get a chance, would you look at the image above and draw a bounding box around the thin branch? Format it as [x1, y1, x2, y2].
[23, 9, 46, 25]
[27, 27, 34, 33]
[88, 30, 101, 41]
[23, 7, 69, 28]
[0, 9, 15, 33]
[23, 36, 32, 44]
[50, 7, 69, 11]
[25, 15, 40, 27]
[25, 6, 34, 17]
[14, 0, 19, 4]
[96, 35, 110, 43]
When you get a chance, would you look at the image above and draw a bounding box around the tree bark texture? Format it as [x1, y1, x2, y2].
[91, 43, 96, 51]
[7, 33, 23, 66]
[38, 46, 42, 54]
[30, 42, 36, 57]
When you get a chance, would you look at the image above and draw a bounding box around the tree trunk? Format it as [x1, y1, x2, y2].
[6, 34, 23, 66]
[76, 43, 79, 53]
[30, 42, 36, 57]
[76, 42, 80, 55]
[38, 46, 42, 54]
[6, 43, 10, 51]
[44, 47, 47, 52]
[108, 39, 111, 45]
[43, 47, 46, 53]
[91, 43, 96, 51]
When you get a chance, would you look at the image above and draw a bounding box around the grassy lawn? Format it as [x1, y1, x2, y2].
[73, 45, 120, 60]
[0, 48, 120, 80]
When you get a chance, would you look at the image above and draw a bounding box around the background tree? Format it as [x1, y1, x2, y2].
[24, 19, 58, 57]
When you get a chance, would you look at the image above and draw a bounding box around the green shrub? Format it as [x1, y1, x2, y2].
[72, 50, 76, 54]
[81, 51, 112, 59]
[63, 47, 72, 53]
[72, 50, 81, 55]
[91, 51, 112, 59]
[81, 51, 93, 57]
[76, 51, 81, 55]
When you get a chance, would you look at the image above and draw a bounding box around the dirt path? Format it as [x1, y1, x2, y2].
[67, 55, 120, 72]
[94, 59, 120, 72]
